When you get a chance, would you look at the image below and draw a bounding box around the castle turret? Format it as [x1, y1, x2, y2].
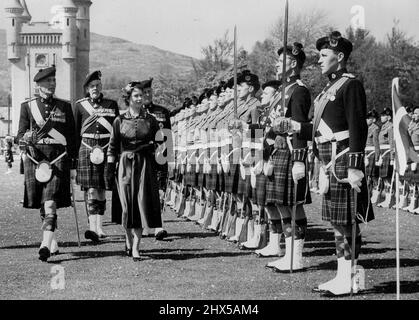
[20, 0, 31, 23]
[59, 0, 78, 61]
[4, 0, 24, 61]
[73, 0, 92, 100]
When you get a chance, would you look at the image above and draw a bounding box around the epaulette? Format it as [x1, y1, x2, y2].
[296, 79, 307, 87]
[56, 98, 71, 104]
[76, 97, 88, 104]
[21, 97, 36, 104]
[342, 73, 356, 79]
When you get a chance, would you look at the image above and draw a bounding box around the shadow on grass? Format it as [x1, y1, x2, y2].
[166, 232, 220, 239]
[144, 250, 253, 261]
[308, 257, 419, 271]
[49, 248, 208, 263]
[361, 280, 419, 295]
[304, 247, 398, 257]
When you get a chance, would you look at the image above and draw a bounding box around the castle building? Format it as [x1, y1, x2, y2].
[4, 0, 92, 135]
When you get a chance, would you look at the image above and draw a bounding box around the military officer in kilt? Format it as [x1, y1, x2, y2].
[241, 79, 282, 250]
[227, 71, 261, 243]
[17, 66, 78, 262]
[401, 107, 419, 213]
[260, 43, 312, 272]
[284, 31, 374, 296]
[376, 107, 395, 207]
[141, 78, 170, 240]
[74, 70, 119, 243]
[365, 109, 380, 191]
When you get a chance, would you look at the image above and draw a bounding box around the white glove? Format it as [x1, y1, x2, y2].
[292, 162, 305, 183]
[70, 169, 77, 181]
[364, 157, 369, 167]
[375, 158, 383, 166]
[390, 160, 394, 166]
[347, 168, 364, 193]
[411, 162, 418, 171]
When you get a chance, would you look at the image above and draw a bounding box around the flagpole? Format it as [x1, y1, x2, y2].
[392, 78, 401, 300]
[396, 171, 400, 300]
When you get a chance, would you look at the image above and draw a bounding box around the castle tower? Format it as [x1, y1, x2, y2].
[58, 0, 78, 105]
[20, 0, 31, 23]
[73, 0, 92, 100]
[4, 0, 92, 135]
[5, 0, 25, 135]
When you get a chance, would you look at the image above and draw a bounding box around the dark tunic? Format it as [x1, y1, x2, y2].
[265, 76, 312, 206]
[74, 94, 119, 190]
[365, 122, 380, 177]
[16, 96, 77, 209]
[108, 109, 162, 229]
[378, 121, 394, 178]
[299, 69, 374, 226]
[146, 103, 172, 191]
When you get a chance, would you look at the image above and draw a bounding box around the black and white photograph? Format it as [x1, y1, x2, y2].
[0, 0, 418, 307]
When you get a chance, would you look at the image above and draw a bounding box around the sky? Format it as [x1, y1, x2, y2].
[1, 0, 418, 58]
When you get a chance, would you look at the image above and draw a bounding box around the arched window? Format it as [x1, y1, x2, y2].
[67, 18, 69, 26]
[84, 29, 87, 38]
[12, 19, 14, 27]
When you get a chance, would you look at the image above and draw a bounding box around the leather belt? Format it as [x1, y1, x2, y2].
[37, 138, 62, 145]
[315, 130, 349, 144]
[82, 133, 111, 139]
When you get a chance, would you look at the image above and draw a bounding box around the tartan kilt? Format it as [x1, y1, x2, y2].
[156, 171, 168, 191]
[403, 165, 419, 183]
[205, 164, 218, 191]
[318, 142, 374, 226]
[23, 144, 71, 209]
[217, 170, 225, 192]
[265, 148, 311, 206]
[252, 174, 267, 206]
[185, 165, 197, 186]
[378, 150, 393, 178]
[365, 152, 378, 177]
[76, 138, 108, 190]
[224, 163, 240, 194]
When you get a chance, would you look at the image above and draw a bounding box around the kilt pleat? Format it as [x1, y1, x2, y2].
[205, 164, 218, 190]
[318, 142, 374, 226]
[265, 148, 311, 206]
[252, 174, 267, 206]
[365, 151, 378, 177]
[378, 151, 393, 178]
[23, 144, 71, 209]
[76, 138, 109, 190]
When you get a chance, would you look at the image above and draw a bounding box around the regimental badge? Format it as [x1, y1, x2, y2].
[159, 122, 164, 129]
[245, 75, 251, 81]
[329, 36, 339, 48]
[292, 46, 299, 55]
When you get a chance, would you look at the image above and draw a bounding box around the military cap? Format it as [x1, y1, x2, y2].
[83, 70, 102, 88]
[216, 81, 226, 95]
[277, 42, 306, 68]
[205, 87, 216, 99]
[405, 106, 413, 113]
[198, 89, 210, 104]
[316, 31, 353, 59]
[137, 78, 153, 90]
[237, 70, 260, 92]
[262, 80, 282, 91]
[381, 107, 392, 117]
[191, 96, 198, 105]
[226, 77, 235, 89]
[33, 65, 56, 82]
[366, 109, 379, 119]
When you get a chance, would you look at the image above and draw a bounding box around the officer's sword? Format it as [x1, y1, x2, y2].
[70, 180, 81, 248]
[233, 25, 238, 119]
[350, 189, 358, 297]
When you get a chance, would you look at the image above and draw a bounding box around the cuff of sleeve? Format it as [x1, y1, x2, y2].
[292, 148, 308, 162]
[347, 152, 364, 169]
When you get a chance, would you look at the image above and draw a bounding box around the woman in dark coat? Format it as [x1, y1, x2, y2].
[106, 81, 162, 261]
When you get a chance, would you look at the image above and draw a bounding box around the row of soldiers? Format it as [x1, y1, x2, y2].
[366, 107, 419, 213]
[163, 30, 374, 297]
